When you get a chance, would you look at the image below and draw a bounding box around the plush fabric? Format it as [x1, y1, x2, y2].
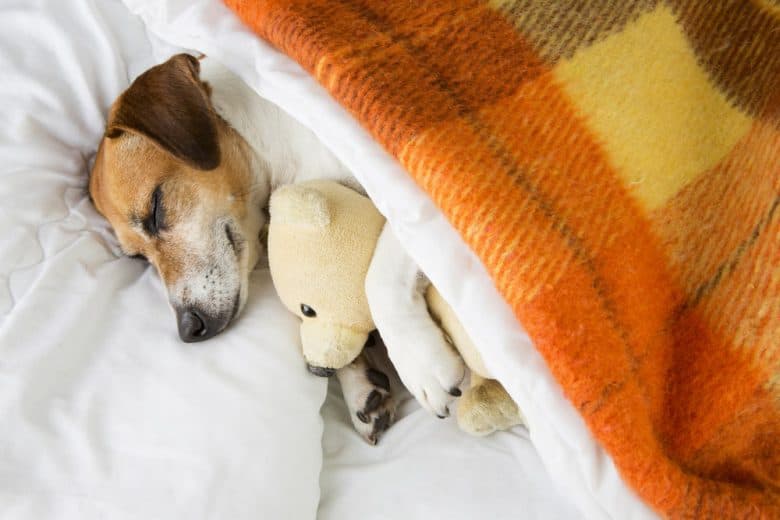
[268, 181, 385, 369]
[224, 0, 780, 516]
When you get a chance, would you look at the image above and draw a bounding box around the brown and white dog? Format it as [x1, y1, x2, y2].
[89, 54, 465, 442]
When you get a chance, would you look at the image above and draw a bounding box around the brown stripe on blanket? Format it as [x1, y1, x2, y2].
[345, 0, 546, 109]
[651, 121, 780, 306]
[489, 0, 658, 62]
[669, 0, 780, 122]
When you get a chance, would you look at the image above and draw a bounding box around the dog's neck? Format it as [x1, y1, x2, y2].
[199, 58, 357, 204]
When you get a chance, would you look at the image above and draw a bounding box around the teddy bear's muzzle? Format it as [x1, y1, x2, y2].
[300, 321, 369, 371]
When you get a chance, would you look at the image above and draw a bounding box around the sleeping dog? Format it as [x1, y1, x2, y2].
[89, 54, 465, 442]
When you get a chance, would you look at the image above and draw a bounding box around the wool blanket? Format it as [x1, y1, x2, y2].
[224, 0, 780, 516]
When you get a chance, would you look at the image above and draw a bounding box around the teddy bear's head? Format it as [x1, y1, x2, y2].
[268, 181, 386, 374]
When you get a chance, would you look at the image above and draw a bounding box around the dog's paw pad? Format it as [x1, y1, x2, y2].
[353, 384, 396, 445]
[338, 362, 397, 445]
[366, 368, 390, 391]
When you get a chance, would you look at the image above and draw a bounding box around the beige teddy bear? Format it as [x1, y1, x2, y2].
[268, 180, 524, 436]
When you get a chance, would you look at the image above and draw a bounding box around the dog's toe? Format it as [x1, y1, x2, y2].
[394, 335, 466, 419]
[352, 384, 396, 445]
[337, 358, 397, 445]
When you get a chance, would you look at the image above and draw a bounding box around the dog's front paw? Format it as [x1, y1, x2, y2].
[337, 358, 397, 445]
[387, 324, 466, 419]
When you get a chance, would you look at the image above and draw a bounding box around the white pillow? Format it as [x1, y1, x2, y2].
[0, 1, 326, 518]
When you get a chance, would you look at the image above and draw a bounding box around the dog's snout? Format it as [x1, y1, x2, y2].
[176, 307, 225, 343]
[307, 364, 336, 377]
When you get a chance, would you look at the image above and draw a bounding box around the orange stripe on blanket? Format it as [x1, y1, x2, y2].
[472, 73, 682, 424]
[398, 67, 775, 514]
[397, 103, 678, 510]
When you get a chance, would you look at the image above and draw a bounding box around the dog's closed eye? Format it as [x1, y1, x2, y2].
[142, 185, 166, 236]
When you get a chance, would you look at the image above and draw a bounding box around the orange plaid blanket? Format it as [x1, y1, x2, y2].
[225, 0, 780, 516]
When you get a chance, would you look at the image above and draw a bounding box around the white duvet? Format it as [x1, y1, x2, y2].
[0, 0, 655, 518]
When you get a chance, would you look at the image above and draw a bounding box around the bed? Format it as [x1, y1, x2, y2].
[0, 0, 634, 518]
[0, 1, 606, 517]
[15, 0, 774, 518]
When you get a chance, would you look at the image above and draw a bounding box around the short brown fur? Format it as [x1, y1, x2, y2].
[89, 54, 262, 332]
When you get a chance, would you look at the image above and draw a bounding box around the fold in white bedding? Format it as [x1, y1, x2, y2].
[0, 2, 324, 518]
[320, 383, 580, 519]
[0, 0, 649, 518]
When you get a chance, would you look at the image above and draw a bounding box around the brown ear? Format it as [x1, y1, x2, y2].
[106, 54, 220, 170]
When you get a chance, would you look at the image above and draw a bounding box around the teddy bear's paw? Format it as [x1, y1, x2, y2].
[337, 360, 397, 445]
[456, 379, 524, 436]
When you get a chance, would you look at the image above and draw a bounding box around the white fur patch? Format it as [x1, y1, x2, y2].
[366, 225, 466, 417]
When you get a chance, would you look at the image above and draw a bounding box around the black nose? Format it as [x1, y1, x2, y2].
[307, 364, 336, 377]
[176, 308, 223, 343]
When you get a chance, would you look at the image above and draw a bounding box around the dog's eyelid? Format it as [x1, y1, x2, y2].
[142, 185, 166, 236]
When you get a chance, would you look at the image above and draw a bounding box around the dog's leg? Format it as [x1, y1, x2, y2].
[365, 224, 466, 418]
[336, 349, 396, 445]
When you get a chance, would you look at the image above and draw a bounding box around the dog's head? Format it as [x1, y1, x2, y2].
[89, 54, 267, 342]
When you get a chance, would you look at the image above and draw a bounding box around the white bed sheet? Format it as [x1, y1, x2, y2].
[0, 1, 325, 519]
[319, 378, 580, 519]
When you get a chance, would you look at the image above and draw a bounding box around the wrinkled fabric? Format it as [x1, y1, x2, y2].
[225, 0, 780, 516]
[123, 0, 654, 518]
[0, 1, 325, 518]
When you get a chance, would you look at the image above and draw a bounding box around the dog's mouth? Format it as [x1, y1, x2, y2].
[228, 290, 241, 323]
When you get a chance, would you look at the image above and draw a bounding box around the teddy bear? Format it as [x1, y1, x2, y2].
[267, 180, 524, 438]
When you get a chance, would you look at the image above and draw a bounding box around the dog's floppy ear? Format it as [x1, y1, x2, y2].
[106, 53, 220, 170]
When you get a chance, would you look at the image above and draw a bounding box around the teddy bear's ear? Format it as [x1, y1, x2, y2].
[270, 184, 331, 228]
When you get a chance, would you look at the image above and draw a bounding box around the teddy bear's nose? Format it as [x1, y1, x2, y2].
[307, 364, 336, 377]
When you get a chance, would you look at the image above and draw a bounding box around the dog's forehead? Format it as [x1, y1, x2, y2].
[92, 125, 256, 241]
[104, 132, 246, 194]
[105, 134, 171, 189]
